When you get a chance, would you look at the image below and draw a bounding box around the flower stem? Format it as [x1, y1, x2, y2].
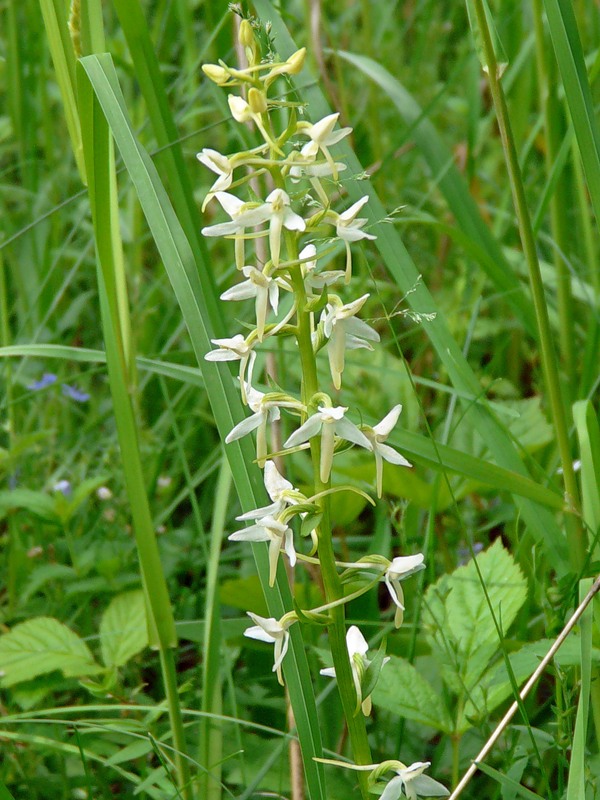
[286, 231, 372, 798]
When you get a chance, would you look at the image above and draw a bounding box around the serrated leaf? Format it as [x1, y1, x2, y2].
[100, 590, 148, 668]
[372, 655, 452, 732]
[0, 617, 102, 686]
[423, 540, 527, 695]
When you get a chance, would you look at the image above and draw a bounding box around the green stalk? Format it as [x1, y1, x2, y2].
[287, 237, 372, 800]
[470, 0, 586, 572]
[532, 0, 575, 389]
[77, 65, 192, 799]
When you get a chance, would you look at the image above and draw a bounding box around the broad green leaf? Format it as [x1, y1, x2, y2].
[0, 489, 60, 524]
[372, 655, 452, 732]
[423, 540, 527, 695]
[100, 590, 148, 668]
[0, 617, 102, 686]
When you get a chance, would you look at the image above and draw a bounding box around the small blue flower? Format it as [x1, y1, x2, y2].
[53, 480, 72, 497]
[62, 384, 90, 403]
[27, 373, 57, 391]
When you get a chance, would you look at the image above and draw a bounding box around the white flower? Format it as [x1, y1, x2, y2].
[226, 384, 303, 465]
[244, 613, 295, 685]
[197, 148, 234, 209]
[264, 189, 306, 269]
[362, 405, 412, 497]
[220, 266, 280, 341]
[201, 191, 272, 269]
[296, 113, 352, 179]
[321, 295, 380, 390]
[284, 405, 371, 483]
[383, 554, 425, 628]
[299, 244, 345, 294]
[229, 515, 295, 587]
[204, 334, 256, 402]
[379, 762, 449, 800]
[289, 153, 347, 182]
[335, 195, 377, 282]
[237, 460, 305, 521]
[320, 625, 388, 716]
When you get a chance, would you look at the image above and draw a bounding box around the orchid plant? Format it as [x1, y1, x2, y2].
[199, 17, 447, 800]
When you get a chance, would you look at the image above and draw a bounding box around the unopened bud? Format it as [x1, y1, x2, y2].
[202, 64, 229, 85]
[286, 48, 306, 75]
[248, 87, 267, 115]
[238, 19, 254, 48]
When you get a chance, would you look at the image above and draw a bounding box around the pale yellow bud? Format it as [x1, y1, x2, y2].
[202, 64, 229, 85]
[248, 87, 268, 115]
[286, 48, 306, 75]
[238, 19, 254, 48]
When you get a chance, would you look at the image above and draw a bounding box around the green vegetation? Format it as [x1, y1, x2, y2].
[0, 2, 599, 799]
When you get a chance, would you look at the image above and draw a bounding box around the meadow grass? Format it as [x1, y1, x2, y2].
[0, 1, 599, 799]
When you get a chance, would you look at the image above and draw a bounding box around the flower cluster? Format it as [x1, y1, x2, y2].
[200, 17, 444, 798]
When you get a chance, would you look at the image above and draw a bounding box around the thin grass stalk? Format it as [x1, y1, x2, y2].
[469, 0, 585, 572]
[199, 455, 231, 800]
[532, 0, 575, 390]
[76, 66, 192, 798]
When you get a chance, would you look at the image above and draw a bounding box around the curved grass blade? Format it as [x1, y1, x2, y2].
[77, 53, 325, 800]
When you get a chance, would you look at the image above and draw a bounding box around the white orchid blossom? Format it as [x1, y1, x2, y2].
[299, 244, 345, 295]
[244, 613, 295, 686]
[383, 554, 425, 628]
[362, 405, 412, 497]
[204, 334, 256, 404]
[226, 384, 304, 465]
[229, 515, 295, 587]
[237, 460, 306, 521]
[335, 195, 377, 282]
[263, 188, 306, 269]
[284, 405, 371, 483]
[197, 148, 234, 210]
[320, 625, 389, 716]
[220, 265, 281, 341]
[296, 113, 352, 179]
[321, 294, 380, 390]
[379, 761, 449, 800]
[201, 191, 272, 269]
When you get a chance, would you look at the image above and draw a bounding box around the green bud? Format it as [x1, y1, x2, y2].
[286, 47, 306, 75]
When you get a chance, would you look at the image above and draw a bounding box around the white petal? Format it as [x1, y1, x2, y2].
[283, 208, 306, 232]
[215, 191, 245, 217]
[319, 666, 336, 678]
[339, 195, 370, 222]
[308, 113, 339, 142]
[388, 553, 424, 578]
[244, 625, 276, 643]
[264, 460, 293, 500]
[323, 126, 352, 145]
[236, 500, 282, 520]
[373, 404, 403, 438]
[318, 405, 347, 421]
[220, 280, 257, 302]
[335, 418, 372, 450]
[201, 220, 241, 237]
[246, 613, 283, 639]
[376, 442, 412, 467]
[346, 625, 369, 657]
[228, 527, 271, 542]
[284, 414, 323, 448]
[225, 412, 263, 443]
[204, 349, 240, 362]
[379, 775, 405, 800]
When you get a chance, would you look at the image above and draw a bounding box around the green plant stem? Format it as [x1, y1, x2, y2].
[287, 234, 372, 800]
[471, 0, 586, 572]
[532, 0, 575, 390]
